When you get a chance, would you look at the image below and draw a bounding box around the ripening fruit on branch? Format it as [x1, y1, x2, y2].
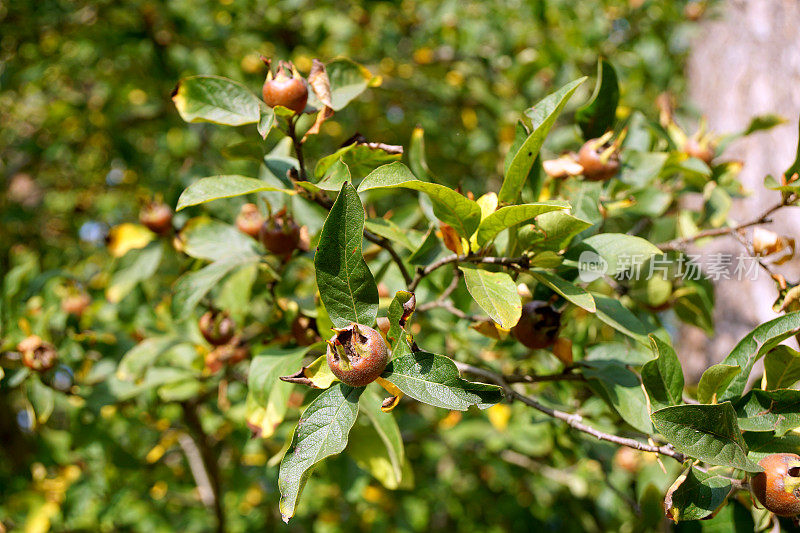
[140, 201, 173, 234]
[751, 453, 800, 517]
[198, 310, 236, 346]
[682, 136, 715, 164]
[261, 58, 308, 114]
[259, 213, 303, 256]
[577, 136, 620, 181]
[17, 335, 58, 372]
[326, 323, 389, 387]
[61, 291, 91, 316]
[204, 336, 250, 374]
[236, 203, 264, 238]
[511, 301, 561, 350]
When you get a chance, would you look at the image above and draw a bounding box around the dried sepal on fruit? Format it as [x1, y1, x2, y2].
[577, 131, 622, 181]
[326, 323, 389, 387]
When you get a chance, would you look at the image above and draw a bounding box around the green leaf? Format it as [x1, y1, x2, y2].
[358, 385, 405, 484]
[326, 58, 378, 111]
[784, 114, 800, 179]
[673, 279, 715, 336]
[386, 291, 415, 358]
[592, 294, 653, 345]
[312, 159, 352, 192]
[117, 336, 180, 381]
[280, 354, 339, 390]
[744, 431, 800, 462]
[257, 102, 275, 139]
[358, 162, 482, 239]
[28, 376, 55, 424]
[172, 76, 260, 126]
[278, 383, 364, 522]
[246, 348, 307, 438]
[664, 466, 732, 522]
[180, 217, 261, 262]
[529, 269, 596, 312]
[106, 241, 163, 303]
[458, 265, 521, 329]
[651, 403, 761, 472]
[578, 233, 662, 275]
[583, 360, 653, 433]
[765, 345, 800, 390]
[696, 364, 741, 405]
[382, 352, 503, 410]
[314, 143, 402, 182]
[407, 225, 442, 266]
[409, 126, 433, 181]
[475, 202, 569, 247]
[364, 218, 415, 251]
[717, 311, 800, 401]
[176, 175, 289, 211]
[315, 182, 379, 328]
[172, 257, 257, 318]
[734, 389, 800, 436]
[575, 59, 619, 139]
[500, 77, 586, 203]
[642, 336, 684, 410]
[520, 211, 592, 251]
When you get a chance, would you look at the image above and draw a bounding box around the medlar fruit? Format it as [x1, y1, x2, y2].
[18, 335, 57, 372]
[205, 336, 250, 374]
[261, 59, 308, 114]
[326, 323, 389, 387]
[198, 310, 236, 346]
[259, 215, 302, 256]
[140, 201, 173, 234]
[236, 203, 264, 238]
[752, 453, 800, 517]
[577, 137, 620, 181]
[682, 137, 714, 164]
[61, 291, 91, 316]
[511, 301, 561, 350]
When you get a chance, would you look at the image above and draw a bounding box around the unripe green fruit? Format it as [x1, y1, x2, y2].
[752, 453, 800, 517]
[326, 323, 389, 387]
[511, 301, 561, 350]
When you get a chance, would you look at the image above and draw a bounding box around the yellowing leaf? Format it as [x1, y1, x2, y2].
[107, 223, 155, 257]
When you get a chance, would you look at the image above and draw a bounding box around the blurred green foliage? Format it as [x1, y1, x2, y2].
[1, 1, 713, 531]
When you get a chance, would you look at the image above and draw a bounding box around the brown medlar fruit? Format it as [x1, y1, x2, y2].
[577, 137, 620, 181]
[18, 335, 57, 372]
[326, 323, 389, 387]
[61, 292, 91, 316]
[205, 336, 250, 374]
[261, 59, 308, 114]
[140, 201, 173, 234]
[752, 453, 800, 517]
[198, 310, 236, 346]
[511, 301, 561, 350]
[259, 215, 302, 256]
[236, 203, 264, 238]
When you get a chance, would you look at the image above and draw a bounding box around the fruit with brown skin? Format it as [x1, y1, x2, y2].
[752, 453, 800, 517]
[577, 138, 620, 181]
[511, 301, 561, 350]
[18, 335, 57, 372]
[205, 336, 250, 374]
[682, 137, 714, 164]
[236, 203, 264, 238]
[262, 59, 308, 114]
[259, 215, 302, 256]
[198, 310, 236, 346]
[326, 323, 389, 387]
[61, 292, 91, 316]
[291, 315, 320, 346]
[140, 202, 173, 234]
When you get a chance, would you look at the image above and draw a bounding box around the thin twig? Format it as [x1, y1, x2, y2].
[658, 199, 790, 252]
[454, 361, 687, 463]
[287, 117, 307, 182]
[408, 254, 530, 291]
[181, 402, 226, 533]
